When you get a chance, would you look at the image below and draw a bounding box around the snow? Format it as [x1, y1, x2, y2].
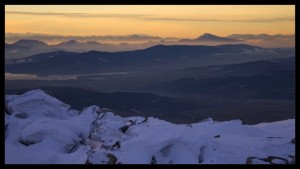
[16, 59, 26, 63]
[15, 58, 33, 63]
[5, 89, 295, 164]
[5, 89, 76, 119]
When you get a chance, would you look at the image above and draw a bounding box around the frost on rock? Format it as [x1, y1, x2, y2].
[5, 89, 295, 164]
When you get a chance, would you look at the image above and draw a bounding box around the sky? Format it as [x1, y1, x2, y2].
[5, 5, 295, 38]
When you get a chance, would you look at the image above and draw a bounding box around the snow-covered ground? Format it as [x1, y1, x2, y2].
[5, 90, 295, 164]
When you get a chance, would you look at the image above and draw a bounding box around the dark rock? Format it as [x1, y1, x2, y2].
[288, 155, 295, 164]
[198, 146, 205, 163]
[119, 125, 130, 133]
[15, 112, 28, 119]
[66, 140, 80, 153]
[106, 154, 118, 164]
[214, 135, 220, 138]
[267, 136, 283, 139]
[5, 124, 9, 131]
[140, 117, 148, 124]
[19, 139, 36, 146]
[246, 157, 255, 164]
[5, 124, 9, 139]
[246, 156, 289, 164]
[112, 141, 121, 150]
[85, 159, 92, 164]
[151, 156, 157, 164]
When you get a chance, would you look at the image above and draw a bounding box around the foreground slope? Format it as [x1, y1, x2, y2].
[5, 90, 295, 164]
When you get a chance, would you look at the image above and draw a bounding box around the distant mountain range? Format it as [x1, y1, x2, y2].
[227, 34, 295, 40]
[6, 32, 293, 44]
[5, 44, 295, 75]
[149, 57, 295, 99]
[180, 33, 241, 43]
[5, 32, 179, 44]
[5, 39, 163, 60]
[5, 33, 295, 60]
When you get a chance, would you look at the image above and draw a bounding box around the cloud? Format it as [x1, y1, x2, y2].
[6, 11, 294, 23]
[231, 17, 294, 22]
[144, 17, 222, 22]
[145, 17, 295, 23]
[6, 11, 87, 16]
[5, 11, 147, 18]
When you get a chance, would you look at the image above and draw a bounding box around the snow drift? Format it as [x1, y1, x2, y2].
[5, 90, 295, 164]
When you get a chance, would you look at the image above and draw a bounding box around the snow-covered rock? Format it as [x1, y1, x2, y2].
[5, 89, 78, 119]
[5, 90, 295, 164]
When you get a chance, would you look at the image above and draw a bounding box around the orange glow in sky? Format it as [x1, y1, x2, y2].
[5, 5, 295, 38]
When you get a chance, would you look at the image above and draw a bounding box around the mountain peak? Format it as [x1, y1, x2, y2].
[66, 40, 78, 44]
[129, 34, 151, 38]
[13, 39, 48, 47]
[201, 33, 218, 38]
[58, 40, 79, 45]
[86, 41, 101, 45]
[195, 33, 240, 42]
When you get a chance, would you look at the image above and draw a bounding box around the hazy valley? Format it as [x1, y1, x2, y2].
[5, 35, 295, 125]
